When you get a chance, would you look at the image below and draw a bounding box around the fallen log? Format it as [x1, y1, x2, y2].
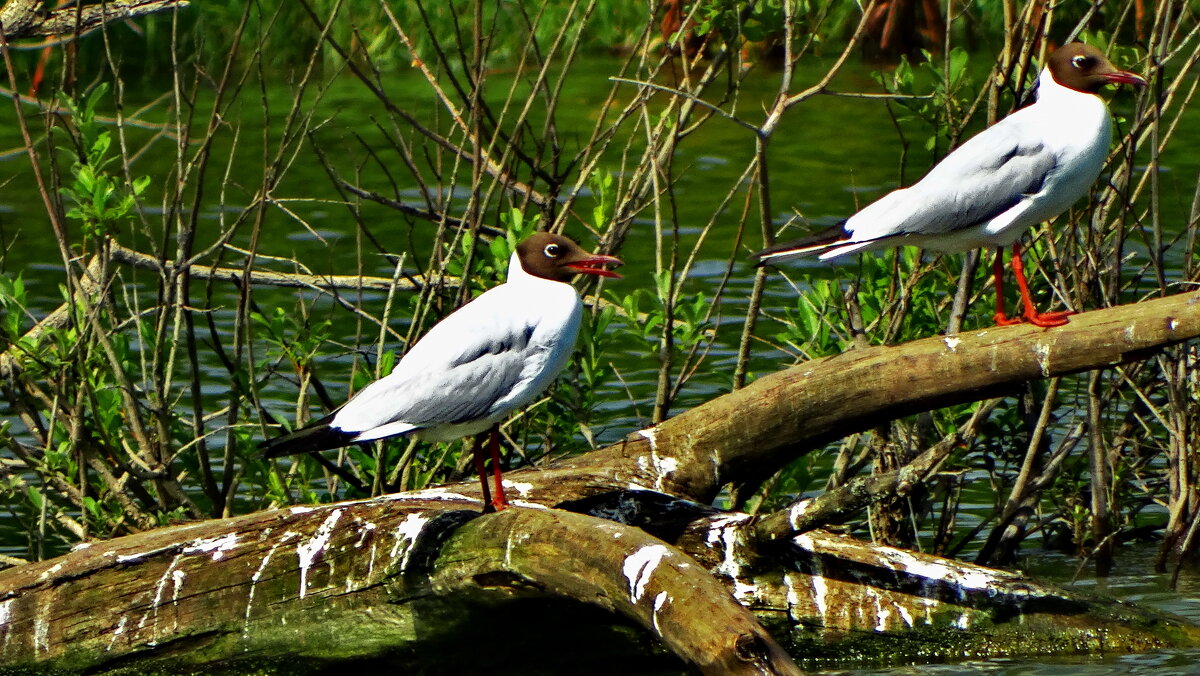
[2, 293, 1198, 672]
[0, 491, 1193, 673]
[0, 496, 798, 674]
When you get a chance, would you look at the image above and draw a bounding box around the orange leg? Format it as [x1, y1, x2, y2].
[471, 432, 495, 513]
[992, 243, 1073, 328]
[992, 247, 1011, 325]
[486, 426, 509, 511]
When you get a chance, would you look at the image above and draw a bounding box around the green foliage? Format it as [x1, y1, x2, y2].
[589, 172, 614, 233]
[876, 47, 979, 155]
[773, 277, 838, 359]
[440, 210, 537, 297]
[58, 85, 149, 243]
[0, 273, 28, 343]
[251, 306, 333, 378]
[550, 302, 619, 449]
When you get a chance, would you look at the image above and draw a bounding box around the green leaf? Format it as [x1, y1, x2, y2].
[948, 47, 969, 85]
[25, 485, 44, 511]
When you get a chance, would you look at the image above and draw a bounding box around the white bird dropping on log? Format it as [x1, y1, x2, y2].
[260, 232, 623, 511]
[755, 43, 1146, 327]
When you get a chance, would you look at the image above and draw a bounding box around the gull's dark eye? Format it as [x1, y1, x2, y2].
[544, 243, 561, 258]
[1071, 54, 1090, 69]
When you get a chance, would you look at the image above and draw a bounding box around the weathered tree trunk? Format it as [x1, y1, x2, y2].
[0, 497, 798, 674]
[0, 493, 1194, 673]
[2, 292, 1199, 672]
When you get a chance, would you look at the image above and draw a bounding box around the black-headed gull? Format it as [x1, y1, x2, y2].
[755, 43, 1146, 327]
[260, 232, 623, 511]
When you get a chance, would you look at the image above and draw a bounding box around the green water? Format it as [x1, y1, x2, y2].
[1, 54, 1198, 672]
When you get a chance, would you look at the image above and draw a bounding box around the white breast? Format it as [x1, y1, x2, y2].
[982, 69, 1113, 243]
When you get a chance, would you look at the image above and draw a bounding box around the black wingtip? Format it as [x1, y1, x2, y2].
[259, 416, 356, 458]
[752, 222, 851, 266]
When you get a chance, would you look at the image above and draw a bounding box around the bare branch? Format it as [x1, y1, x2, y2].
[0, 0, 188, 39]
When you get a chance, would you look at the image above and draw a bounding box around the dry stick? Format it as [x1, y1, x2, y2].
[149, 0, 252, 518]
[243, 1, 345, 505]
[0, 256, 104, 380]
[733, 0, 878, 389]
[339, 181, 485, 234]
[1100, 44, 1200, 307]
[593, 16, 733, 252]
[482, 0, 593, 204]
[1087, 381, 1113, 574]
[548, 34, 667, 241]
[643, 101, 674, 424]
[0, 458, 86, 546]
[1, 434, 92, 528]
[368, 251, 409, 497]
[100, 241, 684, 350]
[667, 162, 760, 405]
[384, 0, 547, 237]
[112, 242, 442, 292]
[1107, 28, 1200, 227]
[975, 378, 1060, 565]
[302, 2, 550, 211]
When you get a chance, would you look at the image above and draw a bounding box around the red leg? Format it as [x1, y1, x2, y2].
[487, 426, 509, 511]
[992, 247, 1015, 325]
[1007, 242, 1073, 328]
[471, 432, 495, 513]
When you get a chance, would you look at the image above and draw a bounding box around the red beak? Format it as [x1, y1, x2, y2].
[1102, 70, 1148, 87]
[566, 254, 623, 279]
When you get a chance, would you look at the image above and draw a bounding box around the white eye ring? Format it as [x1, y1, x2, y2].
[544, 243, 561, 257]
[1071, 54, 1088, 68]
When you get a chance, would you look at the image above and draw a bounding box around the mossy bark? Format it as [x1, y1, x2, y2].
[0, 493, 1196, 673]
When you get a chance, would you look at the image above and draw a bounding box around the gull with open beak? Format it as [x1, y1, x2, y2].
[260, 232, 623, 511]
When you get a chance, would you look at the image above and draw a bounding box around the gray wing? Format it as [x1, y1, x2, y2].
[331, 293, 545, 434]
[383, 339, 537, 426]
[846, 117, 1059, 241]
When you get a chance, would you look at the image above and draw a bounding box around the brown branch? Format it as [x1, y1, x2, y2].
[750, 400, 999, 545]
[338, 180, 502, 236]
[0, 243, 677, 383]
[0, 0, 188, 39]
[0, 256, 104, 380]
[108, 243, 438, 293]
[506, 291, 1200, 506]
[0, 248, 441, 381]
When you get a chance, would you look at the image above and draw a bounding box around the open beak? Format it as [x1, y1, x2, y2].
[566, 254, 623, 279]
[1102, 70, 1148, 87]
